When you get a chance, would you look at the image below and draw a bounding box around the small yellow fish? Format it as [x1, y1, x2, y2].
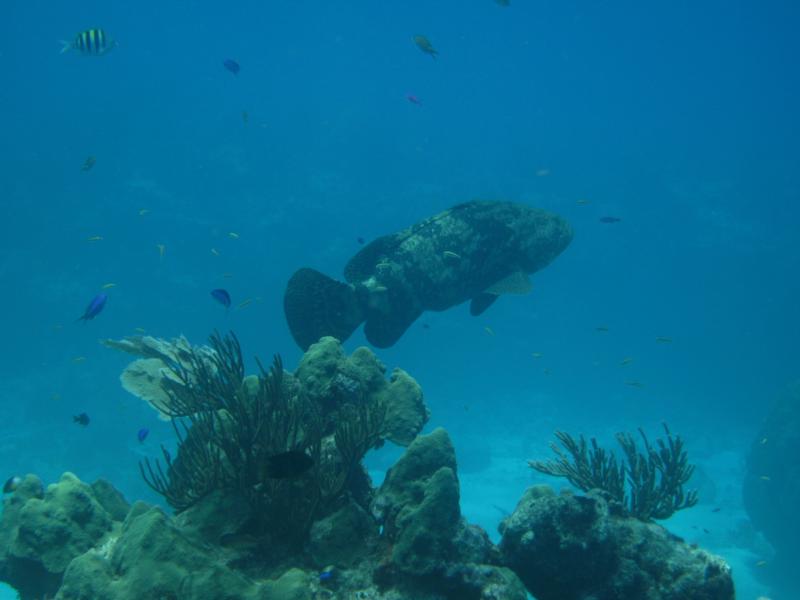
[72, 356, 87, 364]
[134, 327, 147, 334]
[576, 199, 591, 205]
[211, 248, 220, 256]
[236, 298, 254, 310]
[595, 326, 609, 332]
[620, 357, 634, 366]
[228, 232, 240, 239]
[101, 283, 117, 289]
[222, 272, 235, 279]
[532, 352, 543, 359]
[87, 235, 103, 242]
[484, 326, 495, 336]
[755, 560, 768, 567]
[138, 208, 150, 216]
[156, 244, 166, 258]
[655, 336, 673, 343]
[625, 380, 645, 388]
[536, 168, 550, 177]
[760, 437, 768, 445]
[443, 250, 461, 260]
[759, 475, 771, 481]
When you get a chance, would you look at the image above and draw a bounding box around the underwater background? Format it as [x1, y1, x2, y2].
[1, 0, 798, 597]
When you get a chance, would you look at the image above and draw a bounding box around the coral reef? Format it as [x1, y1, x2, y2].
[529, 424, 698, 521]
[742, 380, 800, 592]
[499, 485, 734, 600]
[107, 333, 430, 554]
[0, 335, 734, 599]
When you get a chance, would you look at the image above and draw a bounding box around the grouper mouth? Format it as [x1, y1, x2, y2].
[283, 268, 366, 351]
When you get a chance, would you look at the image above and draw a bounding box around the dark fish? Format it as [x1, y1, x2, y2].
[81, 156, 96, 172]
[711, 507, 721, 513]
[495, 0, 510, 6]
[73, 412, 90, 426]
[599, 216, 621, 223]
[61, 29, 116, 56]
[357, 237, 365, 245]
[3, 476, 21, 494]
[413, 35, 438, 59]
[422, 323, 431, 329]
[223, 59, 240, 75]
[242, 110, 249, 124]
[137, 428, 149, 443]
[284, 201, 573, 349]
[211, 288, 232, 309]
[263, 450, 314, 479]
[77, 293, 107, 322]
[406, 94, 422, 105]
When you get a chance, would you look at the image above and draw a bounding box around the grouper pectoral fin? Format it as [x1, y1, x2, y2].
[470, 272, 532, 316]
[284, 268, 366, 350]
[484, 270, 532, 295]
[470, 293, 499, 316]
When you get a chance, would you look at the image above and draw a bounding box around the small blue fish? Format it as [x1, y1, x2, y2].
[77, 293, 107, 322]
[137, 428, 149, 443]
[211, 288, 232, 309]
[223, 59, 240, 75]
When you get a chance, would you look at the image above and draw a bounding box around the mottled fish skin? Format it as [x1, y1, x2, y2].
[344, 201, 573, 314]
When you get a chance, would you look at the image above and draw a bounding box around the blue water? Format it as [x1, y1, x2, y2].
[2, 1, 798, 598]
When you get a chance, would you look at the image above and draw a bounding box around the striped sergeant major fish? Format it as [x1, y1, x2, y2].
[60, 29, 117, 55]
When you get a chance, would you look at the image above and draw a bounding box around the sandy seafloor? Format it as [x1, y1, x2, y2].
[0, 426, 776, 600]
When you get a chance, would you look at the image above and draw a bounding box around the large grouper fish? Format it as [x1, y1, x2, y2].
[284, 200, 573, 350]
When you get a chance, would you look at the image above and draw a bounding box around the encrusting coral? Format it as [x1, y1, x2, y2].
[529, 423, 697, 521]
[107, 332, 429, 551]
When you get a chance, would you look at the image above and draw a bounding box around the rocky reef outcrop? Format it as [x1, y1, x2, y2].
[499, 485, 735, 600]
[0, 334, 735, 599]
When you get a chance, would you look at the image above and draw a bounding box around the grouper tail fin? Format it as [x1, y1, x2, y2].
[284, 268, 366, 350]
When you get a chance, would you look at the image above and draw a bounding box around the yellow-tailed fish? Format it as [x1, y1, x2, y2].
[138, 208, 150, 216]
[759, 475, 771, 481]
[625, 380, 644, 388]
[72, 356, 87, 364]
[576, 199, 591, 205]
[211, 248, 220, 256]
[536, 168, 550, 177]
[156, 244, 166, 258]
[101, 283, 117, 289]
[236, 298, 254, 310]
[760, 437, 768, 445]
[755, 561, 767, 567]
[413, 35, 438, 59]
[443, 250, 461, 260]
[228, 232, 240, 239]
[61, 29, 117, 56]
[532, 352, 543, 359]
[51, 393, 61, 401]
[484, 326, 495, 336]
[87, 235, 103, 242]
[655, 336, 673, 343]
[134, 327, 147, 334]
[620, 357, 634, 366]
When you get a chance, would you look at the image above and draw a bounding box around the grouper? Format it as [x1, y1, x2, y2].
[284, 200, 573, 350]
